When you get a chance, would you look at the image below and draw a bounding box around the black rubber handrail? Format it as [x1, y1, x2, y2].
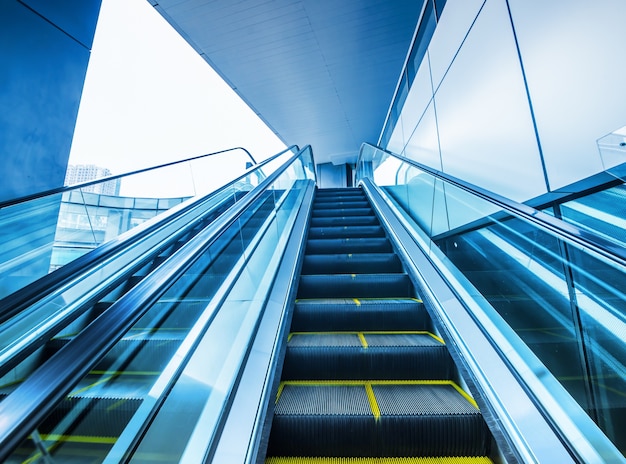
[0, 145, 313, 460]
[0, 146, 257, 210]
[0, 145, 298, 324]
[358, 142, 626, 269]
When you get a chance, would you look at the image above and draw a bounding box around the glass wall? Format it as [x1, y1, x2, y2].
[384, 0, 626, 204]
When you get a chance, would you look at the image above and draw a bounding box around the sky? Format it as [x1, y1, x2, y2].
[68, 0, 287, 197]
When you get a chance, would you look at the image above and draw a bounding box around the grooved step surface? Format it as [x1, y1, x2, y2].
[298, 274, 413, 299]
[312, 208, 374, 217]
[308, 225, 385, 239]
[314, 200, 371, 208]
[266, 458, 493, 464]
[291, 299, 426, 332]
[302, 253, 402, 274]
[283, 333, 454, 381]
[306, 238, 392, 254]
[270, 383, 490, 457]
[310, 216, 379, 227]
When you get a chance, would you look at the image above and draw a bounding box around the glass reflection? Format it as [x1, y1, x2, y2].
[0, 147, 287, 301]
[4, 147, 314, 463]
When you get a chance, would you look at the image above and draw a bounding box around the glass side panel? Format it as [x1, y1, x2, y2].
[567, 247, 626, 453]
[0, 147, 294, 300]
[356, 144, 626, 454]
[0, 194, 61, 298]
[557, 184, 626, 248]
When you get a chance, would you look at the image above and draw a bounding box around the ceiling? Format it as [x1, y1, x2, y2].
[148, 0, 423, 166]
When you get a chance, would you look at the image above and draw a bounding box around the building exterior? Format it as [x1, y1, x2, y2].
[64, 164, 122, 196]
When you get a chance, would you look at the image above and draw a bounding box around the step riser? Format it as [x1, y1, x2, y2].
[313, 200, 370, 208]
[312, 208, 374, 217]
[308, 226, 385, 239]
[40, 397, 142, 438]
[310, 216, 379, 227]
[298, 275, 414, 299]
[268, 415, 490, 457]
[291, 302, 427, 332]
[46, 339, 181, 373]
[306, 238, 392, 254]
[301, 254, 402, 274]
[283, 347, 455, 380]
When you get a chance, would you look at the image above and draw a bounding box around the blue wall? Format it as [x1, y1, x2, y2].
[0, 0, 101, 203]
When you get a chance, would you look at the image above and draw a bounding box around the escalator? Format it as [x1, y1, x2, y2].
[1, 143, 623, 462]
[0, 145, 315, 463]
[264, 188, 493, 462]
[2, 191, 278, 462]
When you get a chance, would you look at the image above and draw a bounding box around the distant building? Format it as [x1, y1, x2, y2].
[64, 164, 121, 196]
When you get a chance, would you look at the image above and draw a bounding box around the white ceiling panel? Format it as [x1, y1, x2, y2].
[150, 0, 423, 165]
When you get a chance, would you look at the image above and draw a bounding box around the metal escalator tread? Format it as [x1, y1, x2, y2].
[302, 253, 403, 274]
[269, 382, 490, 457]
[305, 238, 392, 254]
[283, 332, 455, 381]
[298, 274, 413, 299]
[308, 225, 386, 238]
[310, 216, 379, 227]
[312, 200, 371, 207]
[266, 457, 493, 463]
[312, 207, 374, 217]
[291, 298, 426, 332]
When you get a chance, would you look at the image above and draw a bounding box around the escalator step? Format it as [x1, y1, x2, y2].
[283, 332, 454, 380]
[314, 200, 370, 209]
[314, 194, 367, 202]
[134, 299, 207, 329]
[312, 208, 374, 218]
[302, 253, 402, 274]
[310, 216, 379, 227]
[308, 225, 385, 239]
[306, 238, 392, 254]
[316, 188, 363, 195]
[47, 332, 183, 373]
[292, 299, 426, 332]
[266, 457, 493, 463]
[298, 274, 413, 299]
[40, 396, 142, 438]
[268, 382, 490, 457]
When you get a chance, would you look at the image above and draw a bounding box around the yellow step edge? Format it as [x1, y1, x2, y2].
[28, 433, 117, 445]
[89, 370, 160, 376]
[288, 331, 444, 345]
[266, 457, 493, 463]
[275, 380, 479, 410]
[295, 298, 423, 303]
[364, 382, 380, 420]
